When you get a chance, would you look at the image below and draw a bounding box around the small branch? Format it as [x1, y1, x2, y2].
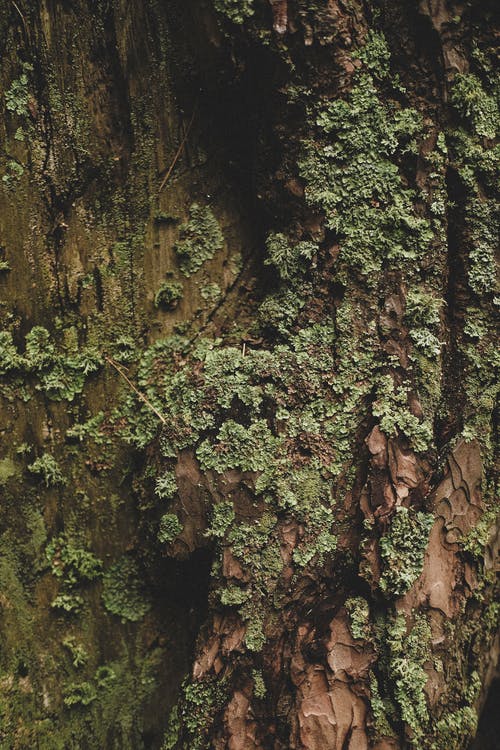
[11, 1, 28, 36]
[105, 356, 167, 425]
[158, 106, 197, 193]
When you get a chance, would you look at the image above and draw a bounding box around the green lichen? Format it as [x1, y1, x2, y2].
[213, 0, 254, 25]
[265, 232, 316, 281]
[465, 198, 498, 295]
[373, 375, 433, 452]
[385, 613, 432, 739]
[242, 609, 266, 652]
[102, 557, 151, 622]
[355, 30, 391, 77]
[28, 453, 65, 487]
[51, 593, 84, 614]
[155, 469, 178, 500]
[451, 73, 498, 139]
[22, 325, 103, 401]
[2, 158, 24, 186]
[63, 681, 97, 708]
[379, 507, 434, 596]
[345, 596, 371, 640]
[174, 204, 224, 277]
[172, 676, 229, 750]
[5, 63, 32, 118]
[46, 536, 101, 615]
[154, 280, 183, 310]
[62, 666, 116, 709]
[200, 282, 222, 304]
[62, 637, 88, 668]
[158, 513, 183, 544]
[0, 457, 18, 485]
[432, 672, 481, 750]
[252, 669, 266, 699]
[299, 71, 431, 281]
[219, 585, 249, 606]
[0, 331, 22, 374]
[207, 501, 235, 538]
[197, 420, 279, 473]
[369, 672, 397, 737]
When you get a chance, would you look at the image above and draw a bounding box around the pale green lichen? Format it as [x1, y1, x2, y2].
[379, 507, 434, 596]
[299, 73, 431, 281]
[213, 0, 254, 25]
[265, 232, 316, 281]
[28, 454, 66, 487]
[451, 73, 498, 139]
[174, 204, 224, 276]
[345, 596, 371, 640]
[385, 614, 432, 738]
[155, 469, 178, 500]
[154, 280, 183, 309]
[373, 375, 433, 453]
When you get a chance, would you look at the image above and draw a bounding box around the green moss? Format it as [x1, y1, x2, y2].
[174, 204, 224, 277]
[102, 557, 151, 622]
[28, 453, 65, 487]
[0, 457, 18, 485]
[379, 507, 433, 596]
[154, 280, 183, 310]
[0, 331, 22, 374]
[63, 680, 97, 708]
[158, 513, 183, 543]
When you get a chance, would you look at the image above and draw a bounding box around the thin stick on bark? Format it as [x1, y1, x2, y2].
[105, 356, 167, 424]
[158, 107, 197, 193]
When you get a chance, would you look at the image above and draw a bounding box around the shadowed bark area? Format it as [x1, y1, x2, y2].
[0, 1, 498, 749]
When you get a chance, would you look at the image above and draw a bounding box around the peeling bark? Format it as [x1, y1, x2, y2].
[0, 0, 497, 749]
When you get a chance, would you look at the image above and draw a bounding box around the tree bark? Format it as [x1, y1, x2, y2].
[0, 1, 498, 749]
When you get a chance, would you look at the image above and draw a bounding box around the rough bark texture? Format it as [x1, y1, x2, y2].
[0, 1, 498, 749]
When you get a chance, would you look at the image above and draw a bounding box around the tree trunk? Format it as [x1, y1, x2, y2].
[0, 1, 497, 749]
